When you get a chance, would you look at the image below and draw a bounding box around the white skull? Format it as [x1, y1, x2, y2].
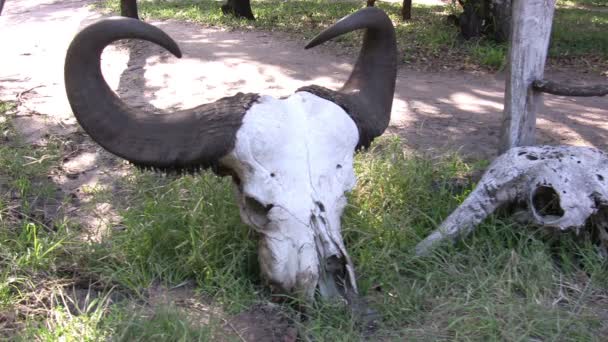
[63, 7, 398, 302]
[416, 146, 608, 256]
[221, 92, 360, 300]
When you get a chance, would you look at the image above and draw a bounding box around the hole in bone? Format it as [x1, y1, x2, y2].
[245, 196, 274, 216]
[310, 215, 320, 228]
[526, 155, 539, 161]
[336, 164, 342, 169]
[270, 172, 276, 178]
[319, 216, 327, 225]
[232, 174, 242, 187]
[531, 185, 565, 220]
[316, 201, 326, 212]
[325, 255, 344, 273]
[589, 192, 605, 209]
[598, 174, 604, 181]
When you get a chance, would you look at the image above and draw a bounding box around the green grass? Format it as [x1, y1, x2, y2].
[2, 99, 607, 339]
[560, 0, 608, 7]
[79, 137, 607, 340]
[0, 103, 68, 277]
[99, 0, 607, 70]
[470, 43, 508, 70]
[0, 102, 91, 338]
[86, 171, 259, 309]
[108, 305, 216, 341]
[552, 5, 608, 57]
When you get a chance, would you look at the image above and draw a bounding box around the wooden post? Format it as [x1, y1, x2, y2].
[499, 0, 556, 153]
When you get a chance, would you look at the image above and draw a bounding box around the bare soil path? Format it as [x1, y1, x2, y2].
[3, 0, 607, 163]
[2, 0, 607, 161]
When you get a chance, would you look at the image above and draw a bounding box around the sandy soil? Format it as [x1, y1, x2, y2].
[2, 0, 606, 160]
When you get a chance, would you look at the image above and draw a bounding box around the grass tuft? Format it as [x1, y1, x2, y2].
[87, 171, 259, 310]
[109, 305, 215, 341]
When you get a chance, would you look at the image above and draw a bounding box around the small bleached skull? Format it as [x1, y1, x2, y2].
[416, 145, 608, 256]
[64, 8, 397, 300]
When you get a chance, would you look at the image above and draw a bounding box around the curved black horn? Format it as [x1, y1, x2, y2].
[65, 17, 259, 172]
[300, 7, 397, 149]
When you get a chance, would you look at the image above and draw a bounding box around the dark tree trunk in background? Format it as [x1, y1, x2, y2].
[459, 0, 484, 39]
[0, 0, 6, 16]
[368, 0, 412, 20]
[222, 0, 255, 20]
[491, 0, 512, 42]
[458, 0, 511, 42]
[120, 0, 139, 20]
[402, 0, 412, 20]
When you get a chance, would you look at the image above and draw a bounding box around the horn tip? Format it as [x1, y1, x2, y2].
[304, 38, 322, 50]
[165, 39, 182, 58]
[172, 48, 183, 59]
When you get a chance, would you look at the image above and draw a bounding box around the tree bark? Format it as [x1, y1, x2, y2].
[491, 0, 512, 42]
[222, 0, 255, 20]
[459, 0, 487, 39]
[402, 0, 412, 20]
[457, 0, 512, 42]
[533, 80, 608, 97]
[499, 0, 556, 153]
[367, 0, 376, 7]
[0, 0, 6, 16]
[120, 0, 139, 20]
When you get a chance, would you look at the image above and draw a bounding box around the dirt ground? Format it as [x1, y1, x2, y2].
[2, 0, 607, 158]
[2, 0, 607, 160]
[0, 0, 607, 338]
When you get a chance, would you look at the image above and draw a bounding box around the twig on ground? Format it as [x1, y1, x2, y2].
[16, 85, 44, 104]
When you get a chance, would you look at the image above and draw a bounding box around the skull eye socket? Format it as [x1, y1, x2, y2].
[531, 185, 564, 221]
[245, 196, 274, 216]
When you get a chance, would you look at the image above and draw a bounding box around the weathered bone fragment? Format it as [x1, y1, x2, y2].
[64, 8, 397, 302]
[415, 145, 608, 256]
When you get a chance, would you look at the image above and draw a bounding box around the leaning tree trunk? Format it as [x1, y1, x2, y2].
[0, 0, 6, 16]
[402, 0, 412, 20]
[120, 0, 139, 20]
[221, 0, 255, 20]
[458, 0, 511, 42]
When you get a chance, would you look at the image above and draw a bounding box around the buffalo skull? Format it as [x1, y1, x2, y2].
[64, 8, 397, 301]
[415, 145, 608, 256]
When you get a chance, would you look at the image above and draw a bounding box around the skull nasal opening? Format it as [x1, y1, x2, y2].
[245, 196, 274, 215]
[531, 185, 565, 221]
